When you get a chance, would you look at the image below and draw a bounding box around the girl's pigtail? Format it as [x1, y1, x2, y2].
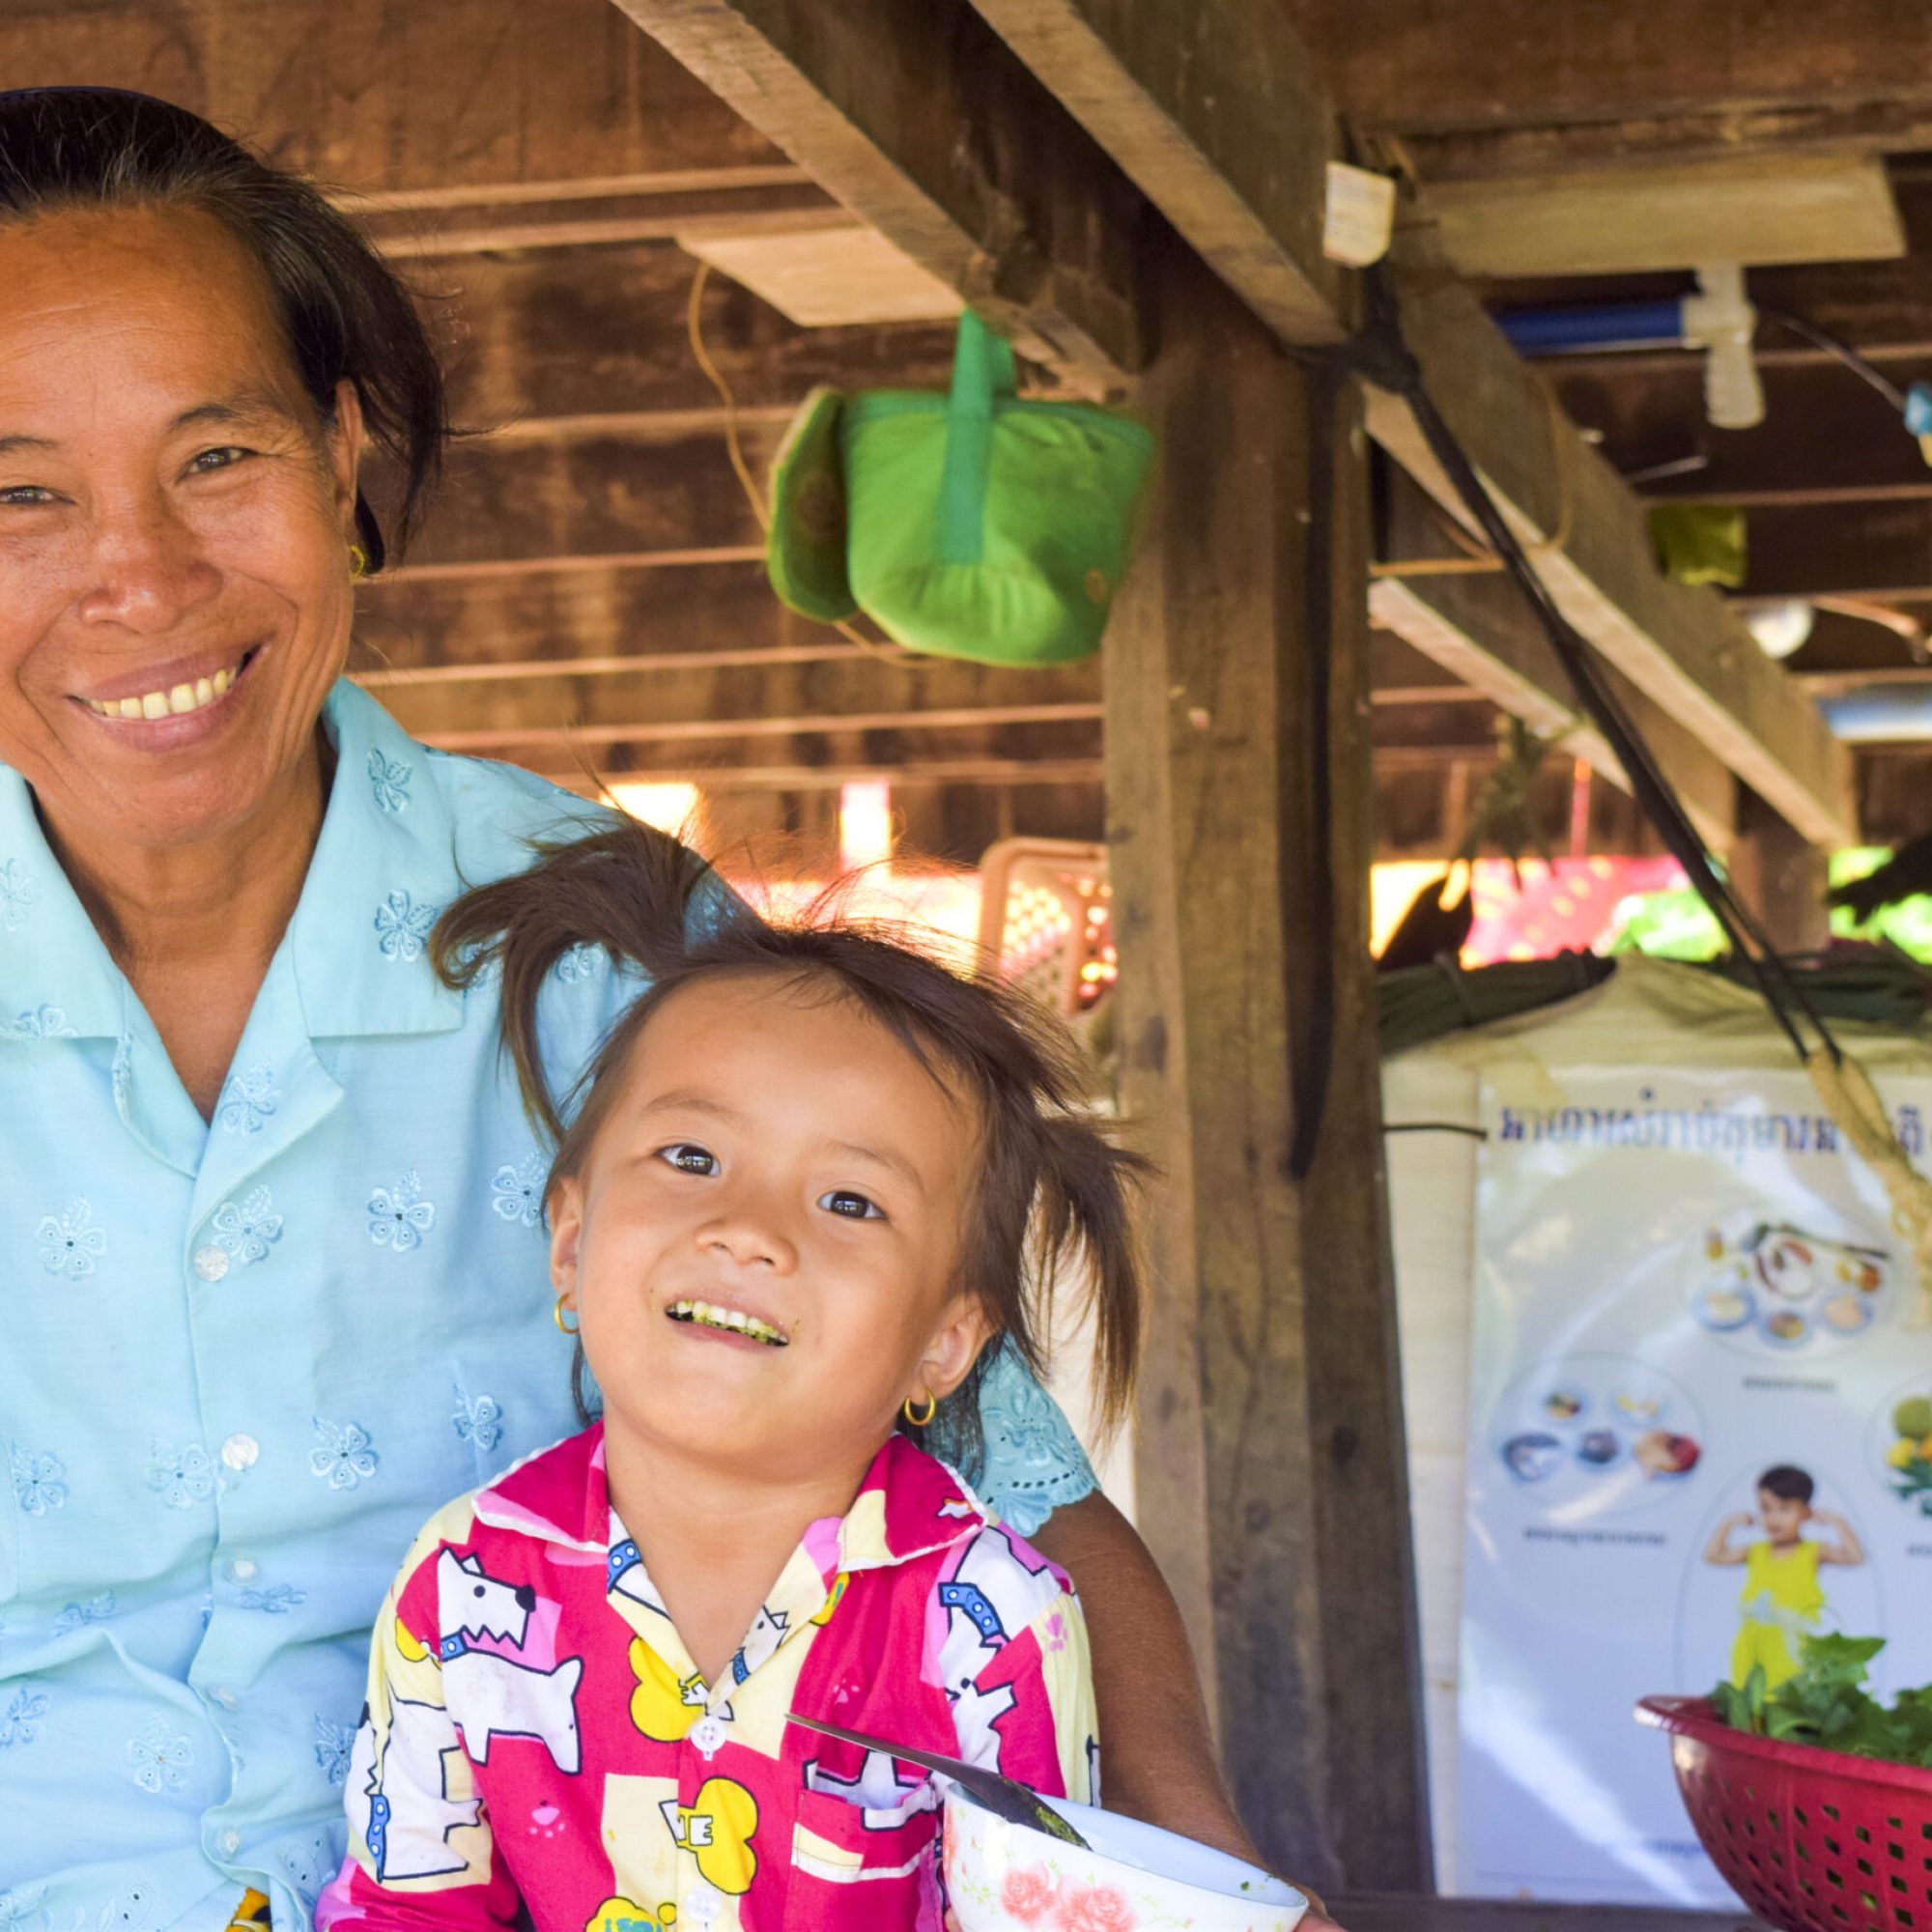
[429, 817, 716, 1144]
[1032, 1115, 1151, 1439]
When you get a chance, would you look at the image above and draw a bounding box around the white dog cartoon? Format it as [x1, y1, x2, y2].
[444, 1648, 584, 1774]
[437, 1548, 536, 1648]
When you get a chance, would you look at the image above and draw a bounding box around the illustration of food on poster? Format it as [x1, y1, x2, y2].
[1459, 1065, 1932, 1910]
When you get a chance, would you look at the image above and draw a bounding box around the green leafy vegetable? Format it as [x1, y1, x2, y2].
[1713, 1635, 1932, 1769]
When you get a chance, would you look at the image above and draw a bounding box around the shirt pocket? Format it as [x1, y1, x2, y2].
[789, 1781, 942, 1924]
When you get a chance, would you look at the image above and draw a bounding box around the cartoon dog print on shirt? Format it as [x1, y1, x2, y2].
[933, 1525, 1061, 1767]
[432, 1548, 585, 1774]
[356, 1694, 483, 1882]
[438, 1548, 536, 1647]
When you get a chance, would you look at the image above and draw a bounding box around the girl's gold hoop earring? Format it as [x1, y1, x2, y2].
[902, 1389, 938, 1429]
[553, 1295, 579, 1336]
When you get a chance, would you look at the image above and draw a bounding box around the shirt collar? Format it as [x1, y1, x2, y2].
[475, 1423, 991, 1579]
[0, 767, 128, 1041]
[287, 680, 465, 1038]
[0, 679, 464, 1043]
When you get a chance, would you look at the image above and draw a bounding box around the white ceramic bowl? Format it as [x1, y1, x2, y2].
[943, 1787, 1308, 1932]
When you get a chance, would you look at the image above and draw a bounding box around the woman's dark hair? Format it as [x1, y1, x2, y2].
[432, 819, 1148, 1472]
[1758, 1464, 1815, 1504]
[0, 87, 449, 570]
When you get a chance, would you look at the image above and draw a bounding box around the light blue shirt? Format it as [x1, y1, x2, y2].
[0, 682, 1094, 1929]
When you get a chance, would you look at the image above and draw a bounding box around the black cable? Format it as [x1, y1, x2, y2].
[1321, 270, 1843, 1069]
[1758, 307, 1908, 414]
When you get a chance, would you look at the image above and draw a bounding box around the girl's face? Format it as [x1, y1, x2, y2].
[1759, 1490, 1811, 1544]
[549, 972, 994, 1484]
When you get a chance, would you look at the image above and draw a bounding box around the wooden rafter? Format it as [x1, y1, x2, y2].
[603, 0, 1150, 385]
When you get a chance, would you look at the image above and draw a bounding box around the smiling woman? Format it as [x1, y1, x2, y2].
[0, 87, 1254, 1932]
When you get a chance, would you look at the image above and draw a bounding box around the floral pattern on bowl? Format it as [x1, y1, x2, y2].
[943, 1787, 1307, 1932]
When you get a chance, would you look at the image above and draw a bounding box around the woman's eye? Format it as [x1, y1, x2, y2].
[0, 485, 56, 505]
[818, 1190, 884, 1221]
[658, 1144, 720, 1177]
[188, 445, 251, 473]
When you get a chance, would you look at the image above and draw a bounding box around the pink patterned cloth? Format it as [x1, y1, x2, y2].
[316, 1425, 1095, 1931]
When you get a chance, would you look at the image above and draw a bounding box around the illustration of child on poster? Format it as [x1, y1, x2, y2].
[1702, 1463, 1867, 1689]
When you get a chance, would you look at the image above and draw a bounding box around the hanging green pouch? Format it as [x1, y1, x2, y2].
[828, 312, 1155, 665]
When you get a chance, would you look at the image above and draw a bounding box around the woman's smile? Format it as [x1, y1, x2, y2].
[74, 641, 264, 731]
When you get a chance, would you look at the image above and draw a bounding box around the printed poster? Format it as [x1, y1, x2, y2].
[1458, 1066, 1932, 1907]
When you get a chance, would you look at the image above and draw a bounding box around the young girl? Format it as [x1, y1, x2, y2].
[316, 822, 1144, 1931]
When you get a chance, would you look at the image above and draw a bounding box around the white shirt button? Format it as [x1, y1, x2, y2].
[216, 1827, 242, 1859]
[192, 1244, 230, 1283]
[207, 1685, 239, 1711]
[219, 1434, 259, 1472]
[690, 1713, 728, 1758]
[226, 1557, 259, 1585]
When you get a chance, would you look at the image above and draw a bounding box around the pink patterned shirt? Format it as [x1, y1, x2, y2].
[315, 1425, 1095, 1931]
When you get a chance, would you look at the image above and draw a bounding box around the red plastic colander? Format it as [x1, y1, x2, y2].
[1638, 1695, 1932, 1932]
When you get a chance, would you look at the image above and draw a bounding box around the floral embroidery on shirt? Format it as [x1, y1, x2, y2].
[452, 1379, 504, 1453]
[374, 889, 438, 963]
[51, 1593, 117, 1636]
[215, 1064, 279, 1135]
[0, 1885, 47, 1929]
[0, 858, 39, 932]
[0, 1686, 47, 1748]
[309, 1417, 380, 1491]
[236, 1582, 305, 1614]
[36, 1198, 106, 1279]
[554, 941, 604, 984]
[145, 1441, 216, 1511]
[211, 1185, 284, 1264]
[367, 748, 413, 814]
[314, 1712, 355, 1785]
[10, 1446, 68, 1516]
[490, 1151, 547, 1229]
[368, 1171, 437, 1251]
[127, 1716, 194, 1793]
[4, 1005, 74, 1039]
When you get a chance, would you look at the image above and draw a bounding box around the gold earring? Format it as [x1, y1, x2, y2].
[348, 543, 369, 580]
[553, 1294, 579, 1335]
[902, 1389, 937, 1428]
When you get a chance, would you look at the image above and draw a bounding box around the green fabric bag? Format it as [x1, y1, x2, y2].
[766, 312, 1155, 665]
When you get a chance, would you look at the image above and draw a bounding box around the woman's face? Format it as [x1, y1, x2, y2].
[0, 202, 364, 852]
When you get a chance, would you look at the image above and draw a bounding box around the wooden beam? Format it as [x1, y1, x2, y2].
[604, 0, 1151, 384]
[1366, 281, 1855, 846]
[501, 751, 1107, 791]
[374, 651, 1101, 746]
[677, 224, 963, 327]
[963, 0, 1349, 346]
[1422, 155, 1903, 278]
[1390, 98, 1932, 185]
[1368, 570, 1738, 852]
[1106, 249, 1427, 1892]
[0, 0, 779, 194]
[1284, 0, 1932, 143]
[1730, 788, 1831, 951]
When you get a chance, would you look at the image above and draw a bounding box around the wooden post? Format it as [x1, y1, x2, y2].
[1731, 788, 1833, 954]
[1106, 249, 1431, 1894]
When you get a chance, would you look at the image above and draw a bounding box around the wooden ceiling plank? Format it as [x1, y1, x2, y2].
[1368, 283, 1854, 846]
[1423, 155, 1904, 278]
[1282, 0, 1932, 142]
[963, 0, 1348, 345]
[0, 0, 780, 194]
[603, 0, 1150, 384]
